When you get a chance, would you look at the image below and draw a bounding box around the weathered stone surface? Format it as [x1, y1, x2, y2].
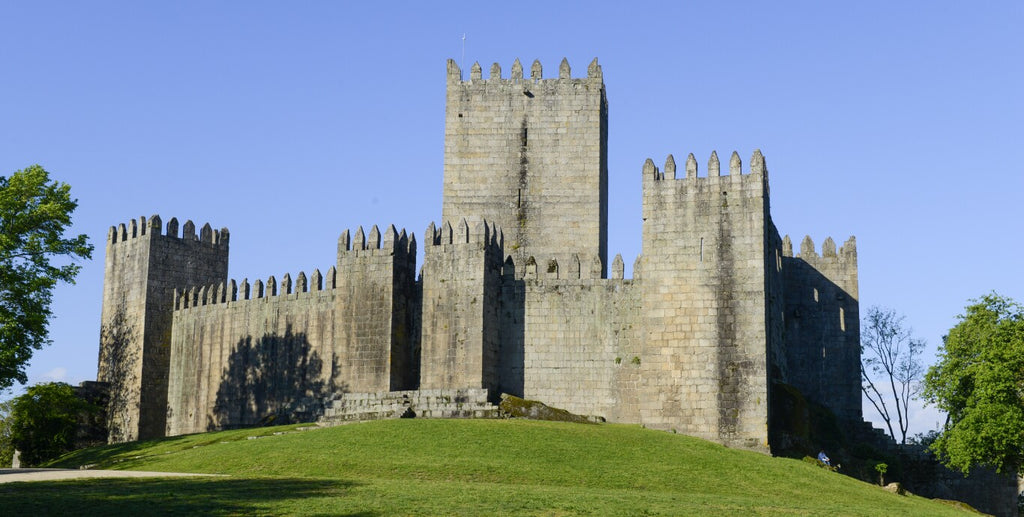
[93, 55, 1023, 515]
[99, 58, 858, 457]
[441, 58, 608, 279]
[99, 215, 229, 443]
[639, 159, 775, 450]
[419, 219, 503, 394]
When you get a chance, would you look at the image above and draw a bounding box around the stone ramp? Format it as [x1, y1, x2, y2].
[318, 388, 499, 425]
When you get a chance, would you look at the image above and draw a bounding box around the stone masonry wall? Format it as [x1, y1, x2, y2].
[781, 234, 861, 422]
[441, 58, 608, 276]
[98, 220, 149, 443]
[334, 225, 417, 393]
[638, 152, 772, 451]
[99, 58, 868, 461]
[99, 215, 228, 443]
[165, 224, 416, 437]
[899, 445, 1018, 517]
[419, 219, 504, 395]
[166, 273, 336, 436]
[514, 258, 642, 422]
[764, 226, 788, 386]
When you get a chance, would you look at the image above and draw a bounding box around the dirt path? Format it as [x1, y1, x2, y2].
[0, 468, 224, 483]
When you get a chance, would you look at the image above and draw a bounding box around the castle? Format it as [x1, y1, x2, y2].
[97, 57, 862, 452]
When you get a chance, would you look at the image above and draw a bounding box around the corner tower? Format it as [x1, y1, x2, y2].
[98, 215, 229, 442]
[638, 151, 777, 452]
[781, 234, 861, 423]
[441, 58, 608, 275]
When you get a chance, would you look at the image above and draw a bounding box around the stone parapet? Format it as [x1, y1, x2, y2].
[318, 389, 499, 425]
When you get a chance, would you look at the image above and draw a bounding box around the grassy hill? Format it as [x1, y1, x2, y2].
[0, 419, 978, 516]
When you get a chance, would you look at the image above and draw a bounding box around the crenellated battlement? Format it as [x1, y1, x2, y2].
[781, 234, 857, 263]
[643, 150, 768, 183]
[515, 252, 638, 282]
[101, 56, 870, 462]
[448, 57, 602, 84]
[640, 150, 770, 227]
[107, 214, 229, 247]
[424, 218, 503, 248]
[173, 265, 337, 311]
[336, 224, 415, 257]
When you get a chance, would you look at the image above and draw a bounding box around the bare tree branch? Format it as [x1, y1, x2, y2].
[861, 306, 925, 445]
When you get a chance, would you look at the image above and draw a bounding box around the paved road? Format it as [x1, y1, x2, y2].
[0, 468, 223, 483]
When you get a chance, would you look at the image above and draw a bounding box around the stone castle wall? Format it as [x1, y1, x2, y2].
[781, 235, 861, 422]
[166, 279, 336, 435]
[763, 226, 788, 396]
[514, 269, 642, 423]
[99, 215, 228, 442]
[99, 58, 861, 454]
[164, 225, 416, 436]
[334, 225, 418, 393]
[95, 56, 1019, 514]
[419, 220, 504, 394]
[162, 278, 331, 432]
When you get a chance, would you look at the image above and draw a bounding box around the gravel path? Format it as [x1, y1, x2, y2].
[0, 468, 223, 483]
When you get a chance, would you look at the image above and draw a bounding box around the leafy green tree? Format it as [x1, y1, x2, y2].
[922, 293, 1024, 474]
[8, 382, 96, 466]
[0, 396, 14, 467]
[860, 306, 925, 445]
[0, 165, 92, 390]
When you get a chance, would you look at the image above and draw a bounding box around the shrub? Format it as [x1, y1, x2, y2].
[8, 382, 99, 466]
[874, 462, 888, 486]
[803, 455, 838, 472]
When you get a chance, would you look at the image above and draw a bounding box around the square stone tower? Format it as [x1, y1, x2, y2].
[638, 152, 777, 451]
[99, 215, 229, 442]
[441, 58, 608, 275]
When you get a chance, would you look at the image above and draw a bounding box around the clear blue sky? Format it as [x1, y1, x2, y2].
[2, 2, 1021, 436]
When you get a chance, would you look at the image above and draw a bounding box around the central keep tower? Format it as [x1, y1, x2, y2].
[441, 58, 608, 274]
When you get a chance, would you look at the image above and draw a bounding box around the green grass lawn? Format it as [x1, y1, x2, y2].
[0, 419, 976, 516]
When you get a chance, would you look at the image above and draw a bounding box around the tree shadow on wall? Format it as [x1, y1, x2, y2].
[211, 325, 340, 430]
[98, 308, 139, 443]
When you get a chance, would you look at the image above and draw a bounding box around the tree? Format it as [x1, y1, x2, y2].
[0, 396, 14, 467]
[922, 293, 1024, 474]
[0, 165, 92, 391]
[874, 462, 887, 486]
[7, 382, 97, 466]
[860, 306, 925, 445]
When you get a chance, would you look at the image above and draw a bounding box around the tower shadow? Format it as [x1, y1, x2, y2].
[498, 257, 525, 397]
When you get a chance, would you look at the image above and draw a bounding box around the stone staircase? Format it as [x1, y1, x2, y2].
[317, 388, 500, 425]
[850, 420, 898, 453]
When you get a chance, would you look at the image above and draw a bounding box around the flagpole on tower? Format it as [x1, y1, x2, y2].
[461, 33, 466, 75]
